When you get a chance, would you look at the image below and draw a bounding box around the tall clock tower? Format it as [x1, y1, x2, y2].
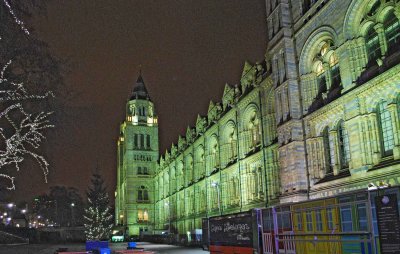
[115, 74, 159, 237]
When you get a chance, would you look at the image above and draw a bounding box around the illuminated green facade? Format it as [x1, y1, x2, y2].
[115, 75, 159, 236]
[116, 0, 400, 240]
[153, 66, 280, 236]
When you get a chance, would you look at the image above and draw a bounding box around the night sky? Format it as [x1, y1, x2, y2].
[10, 0, 267, 202]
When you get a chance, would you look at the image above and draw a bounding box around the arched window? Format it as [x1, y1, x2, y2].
[338, 121, 350, 169]
[244, 109, 261, 153]
[164, 172, 170, 195]
[210, 181, 220, 210]
[138, 209, 148, 222]
[384, 11, 400, 53]
[138, 186, 149, 201]
[365, 25, 381, 63]
[329, 52, 340, 87]
[194, 146, 205, 179]
[378, 100, 394, 156]
[323, 127, 333, 174]
[177, 162, 184, 189]
[222, 123, 237, 162]
[208, 136, 219, 171]
[250, 114, 261, 147]
[185, 155, 193, 184]
[315, 61, 327, 93]
[311, 41, 341, 94]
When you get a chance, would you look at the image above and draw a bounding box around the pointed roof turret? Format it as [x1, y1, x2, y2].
[130, 74, 151, 101]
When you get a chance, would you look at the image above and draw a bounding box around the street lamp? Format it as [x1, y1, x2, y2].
[71, 203, 75, 227]
[211, 182, 221, 215]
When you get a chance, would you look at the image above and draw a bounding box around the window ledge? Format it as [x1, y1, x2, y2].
[368, 156, 398, 172]
[315, 170, 351, 184]
[244, 145, 261, 158]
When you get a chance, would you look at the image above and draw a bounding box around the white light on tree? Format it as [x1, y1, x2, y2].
[84, 173, 113, 241]
[2, 0, 30, 35]
[0, 2, 54, 190]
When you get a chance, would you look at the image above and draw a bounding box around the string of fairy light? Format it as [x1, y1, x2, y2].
[2, 0, 30, 35]
[0, 2, 53, 190]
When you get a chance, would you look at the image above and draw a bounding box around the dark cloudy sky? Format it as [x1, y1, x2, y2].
[10, 0, 267, 202]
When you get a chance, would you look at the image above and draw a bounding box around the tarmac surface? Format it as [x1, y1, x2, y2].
[0, 242, 209, 254]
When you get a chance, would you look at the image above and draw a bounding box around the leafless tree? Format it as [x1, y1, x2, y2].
[0, 0, 63, 190]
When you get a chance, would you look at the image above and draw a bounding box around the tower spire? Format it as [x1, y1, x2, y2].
[130, 70, 151, 101]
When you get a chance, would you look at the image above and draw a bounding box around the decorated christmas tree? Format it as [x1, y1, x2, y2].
[84, 173, 113, 240]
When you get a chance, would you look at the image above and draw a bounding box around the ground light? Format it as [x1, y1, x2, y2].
[98, 248, 110, 254]
[111, 235, 124, 242]
[127, 242, 137, 249]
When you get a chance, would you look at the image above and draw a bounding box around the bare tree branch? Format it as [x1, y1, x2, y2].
[0, 1, 56, 190]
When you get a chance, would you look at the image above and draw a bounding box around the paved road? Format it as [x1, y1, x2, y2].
[0, 242, 208, 254]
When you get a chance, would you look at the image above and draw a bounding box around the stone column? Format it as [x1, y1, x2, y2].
[369, 113, 381, 164]
[330, 129, 340, 175]
[387, 103, 400, 159]
[347, 116, 364, 171]
[323, 63, 332, 90]
[374, 23, 388, 57]
[337, 42, 353, 90]
[363, 115, 373, 166]
[356, 36, 368, 70]
[317, 137, 325, 179]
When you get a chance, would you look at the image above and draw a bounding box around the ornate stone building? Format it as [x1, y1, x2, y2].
[153, 63, 281, 236]
[115, 75, 159, 236]
[265, 0, 400, 203]
[116, 0, 400, 240]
